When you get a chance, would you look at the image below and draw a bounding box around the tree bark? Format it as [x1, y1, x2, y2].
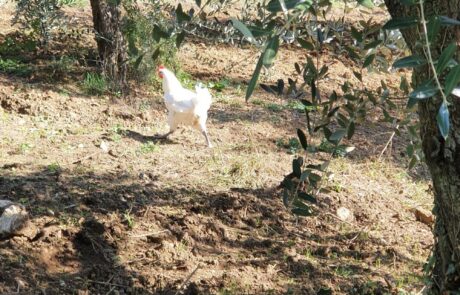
[89, 0, 128, 93]
[384, 0, 460, 293]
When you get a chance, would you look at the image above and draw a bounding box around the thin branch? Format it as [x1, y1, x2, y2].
[128, 230, 169, 238]
[378, 124, 399, 160]
[419, 0, 448, 105]
[174, 263, 201, 295]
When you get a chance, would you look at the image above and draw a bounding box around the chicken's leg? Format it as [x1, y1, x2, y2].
[202, 130, 212, 148]
[154, 112, 177, 139]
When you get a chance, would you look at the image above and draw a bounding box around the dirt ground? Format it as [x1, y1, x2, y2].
[0, 1, 433, 295]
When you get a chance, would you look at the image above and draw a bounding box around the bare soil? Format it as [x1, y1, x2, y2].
[0, 2, 433, 295]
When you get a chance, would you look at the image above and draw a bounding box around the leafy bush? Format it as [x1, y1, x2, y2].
[82, 72, 107, 95]
[12, 0, 65, 46]
[123, 1, 184, 86]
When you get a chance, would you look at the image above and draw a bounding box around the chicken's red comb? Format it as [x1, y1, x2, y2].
[158, 65, 165, 70]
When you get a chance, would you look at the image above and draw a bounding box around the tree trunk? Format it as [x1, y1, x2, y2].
[384, 0, 460, 293]
[89, 0, 128, 93]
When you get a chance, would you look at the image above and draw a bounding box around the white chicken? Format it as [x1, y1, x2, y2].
[155, 65, 213, 147]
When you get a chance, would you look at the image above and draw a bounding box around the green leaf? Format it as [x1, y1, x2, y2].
[364, 40, 382, 50]
[176, 4, 191, 23]
[436, 42, 457, 74]
[406, 144, 414, 157]
[297, 38, 314, 50]
[329, 128, 346, 141]
[327, 106, 340, 117]
[363, 54, 375, 68]
[295, 62, 302, 74]
[400, 75, 410, 94]
[444, 65, 460, 96]
[440, 16, 460, 26]
[353, 71, 362, 82]
[427, 16, 441, 43]
[345, 46, 360, 60]
[293, 158, 302, 177]
[409, 83, 438, 99]
[347, 121, 355, 140]
[283, 177, 294, 190]
[383, 17, 418, 30]
[245, 53, 264, 100]
[263, 36, 280, 67]
[300, 99, 312, 106]
[248, 25, 272, 37]
[298, 192, 317, 203]
[393, 55, 426, 68]
[351, 26, 363, 42]
[246, 36, 280, 100]
[300, 170, 310, 182]
[437, 102, 450, 139]
[297, 129, 308, 150]
[176, 31, 186, 48]
[152, 25, 169, 42]
[293, 199, 311, 210]
[357, 0, 374, 8]
[283, 188, 290, 207]
[408, 156, 417, 169]
[308, 173, 321, 182]
[291, 207, 312, 216]
[231, 19, 256, 44]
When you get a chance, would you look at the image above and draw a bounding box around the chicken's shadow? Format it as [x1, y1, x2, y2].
[123, 130, 175, 144]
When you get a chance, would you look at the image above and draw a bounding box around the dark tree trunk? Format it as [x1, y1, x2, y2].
[384, 0, 460, 293]
[89, 0, 128, 93]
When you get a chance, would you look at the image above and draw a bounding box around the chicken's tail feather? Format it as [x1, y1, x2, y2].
[193, 84, 212, 111]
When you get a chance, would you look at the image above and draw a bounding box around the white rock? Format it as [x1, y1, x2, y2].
[100, 141, 110, 153]
[0, 200, 37, 239]
[0, 204, 28, 237]
[336, 207, 353, 222]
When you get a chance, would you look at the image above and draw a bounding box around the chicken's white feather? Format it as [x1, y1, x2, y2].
[158, 67, 213, 147]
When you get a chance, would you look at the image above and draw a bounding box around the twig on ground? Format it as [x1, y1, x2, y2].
[174, 263, 201, 295]
[128, 229, 169, 238]
[378, 124, 399, 160]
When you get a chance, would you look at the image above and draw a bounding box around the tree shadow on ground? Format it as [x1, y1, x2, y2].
[0, 166, 426, 294]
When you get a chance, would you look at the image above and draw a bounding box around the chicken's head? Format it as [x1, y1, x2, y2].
[158, 65, 165, 79]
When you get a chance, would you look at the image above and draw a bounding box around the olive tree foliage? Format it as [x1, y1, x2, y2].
[231, 0, 460, 292]
[12, 0, 65, 47]
[231, 0, 416, 216]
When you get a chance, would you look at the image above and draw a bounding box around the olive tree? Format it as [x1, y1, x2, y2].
[232, 0, 460, 292]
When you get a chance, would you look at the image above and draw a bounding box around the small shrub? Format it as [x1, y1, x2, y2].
[276, 137, 301, 154]
[0, 58, 32, 76]
[49, 55, 76, 76]
[82, 72, 106, 95]
[0, 34, 37, 56]
[208, 78, 230, 92]
[266, 103, 284, 112]
[47, 162, 61, 173]
[139, 141, 160, 154]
